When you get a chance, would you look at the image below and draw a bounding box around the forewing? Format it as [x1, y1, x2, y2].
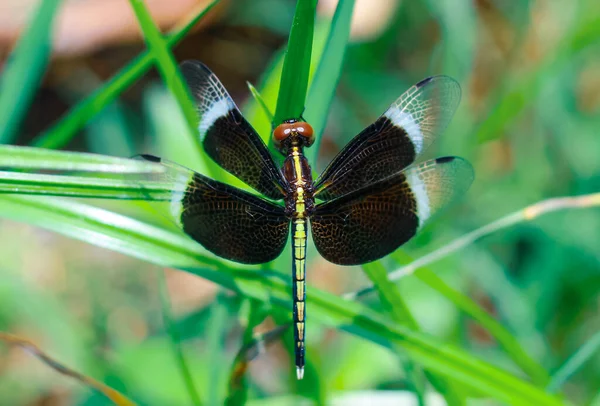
[180, 60, 287, 200]
[314, 76, 461, 201]
[137, 154, 290, 264]
[310, 157, 473, 265]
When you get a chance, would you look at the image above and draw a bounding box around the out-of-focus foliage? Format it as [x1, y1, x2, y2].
[0, 0, 599, 405]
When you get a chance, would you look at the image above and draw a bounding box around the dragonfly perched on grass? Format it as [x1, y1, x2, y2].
[137, 60, 474, 379]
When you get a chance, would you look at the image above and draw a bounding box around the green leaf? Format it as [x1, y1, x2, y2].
[0, 0, 63, 144]
[0, 145, 161, 173]
[361, 262, 465, 405]
[0, 171, 168, 200]
[547, 329, 600, 393]
[157, 270, 202, 406]
[410, 265, 550, 386]
[304, 0, 355, 163]
[247, 82, 274, 123]
[225, 299, 268, 406]
[127, 0, 200, 153]
[0, 194, 564, 406]
[273, 0, 317, 125]
[32, 0, 219, 149]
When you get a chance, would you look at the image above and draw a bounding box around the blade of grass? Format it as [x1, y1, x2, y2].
[0, 0, 63, 144]
[385, 194, 600, 282]
[247, 82, 274, 123]
[347, 196, 600, 386]
[409, 264, 550, 386]
[225, 300, 263, 406]
[547, 330, 600, 393]
[0, 332, 136, 406]
[304, 0, 355, 163]
[127, 0, 200, 152]
[0, 195, 563, 405]
[226, 302, 278, 406]
[242, 21, 328, 149]
[0, 171, 167, 200]
[32, 0, 219, 150]
[362, 262, 465, 405]
[205, 293, 242, 406]
[0, 145, 161, 173]
[273, 0, 317, 125]
[157, 270, 202, 406]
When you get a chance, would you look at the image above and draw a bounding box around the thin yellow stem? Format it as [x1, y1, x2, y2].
[0, 332, 136, 405]
[349, 192, 600, 299]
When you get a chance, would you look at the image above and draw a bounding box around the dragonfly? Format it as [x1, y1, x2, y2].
[138, 60, 474, 380]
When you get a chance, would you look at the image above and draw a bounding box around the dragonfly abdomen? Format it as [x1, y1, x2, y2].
[292, 216, 307, 380]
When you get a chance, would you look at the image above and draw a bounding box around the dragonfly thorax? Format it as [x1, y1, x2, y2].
[282, 147, 315, 217]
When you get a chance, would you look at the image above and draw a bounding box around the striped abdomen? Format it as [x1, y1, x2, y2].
[292, 216, 307, 379]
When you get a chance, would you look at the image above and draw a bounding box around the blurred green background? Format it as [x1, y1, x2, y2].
[0, 0, 599, 404]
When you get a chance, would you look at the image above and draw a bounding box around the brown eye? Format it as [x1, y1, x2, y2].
[273, 123, 293, 146]
[297, 122, 315, 146]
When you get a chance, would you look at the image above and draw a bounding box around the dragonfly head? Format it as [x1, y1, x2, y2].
[273, 119, 314, 151]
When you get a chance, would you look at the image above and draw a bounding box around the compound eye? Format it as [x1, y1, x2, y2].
[273, 123, 293, 146]
[296, 122, 315, 147]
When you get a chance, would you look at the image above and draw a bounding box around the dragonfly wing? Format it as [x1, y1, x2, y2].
[314, 76, 461, 201]
[181, 60, 287, 200]
[310, 157, 473, 265]
[136, 154, 290, 264]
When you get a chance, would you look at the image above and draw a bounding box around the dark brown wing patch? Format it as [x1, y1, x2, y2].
[180, 60, 287, 200]
[311, 173, 418, 265]
[310, 157, 473, 265]
[136, 155, 290, 264]
[314, 75, 461, 201]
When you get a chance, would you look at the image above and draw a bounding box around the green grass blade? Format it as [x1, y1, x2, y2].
[32, 0, 219, 149]
[304, 0, 354, 163]
[247, 82, 274, 123]
[362, 262, 465, 405]
[0, 195, 563, 405]
[0, 0, 63, 144]
[0, 171, 169, 200]
[362, 263, 419, 328]
[157, 270, 202, 406]
[127, 0, 200, 152]
[225, 300, 268, 406]
[0, 145, 160, 173]
[273, 0, 317, 125]
[411, 265, 550, 386]
[547, 330, 600, 393]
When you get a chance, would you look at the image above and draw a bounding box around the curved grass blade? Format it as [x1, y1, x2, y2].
[0, 171, 170, 200]
[0, 0, 63, 144]
[0, 145, 161, 173]
[362, 262, 464, 405]
[547, 329, 600, 393]
[32, 0, 219, 149]
[127, 0, 200, 153]
[0, 195, 563, 405]
[273, 0, 317, 125]
[247, 82, 274, 123]
[226, 300, 272, 406]
[243, 21, 328, 151]
[304, 0, 355, 164]
[0, 332, 136, 406]
[157, 270, 202, 406]
[410, 265, 550, 386]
